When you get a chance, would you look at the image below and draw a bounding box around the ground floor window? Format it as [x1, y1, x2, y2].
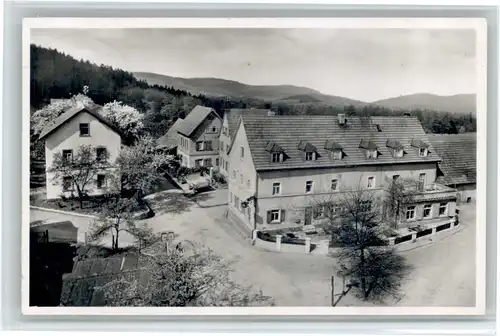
[406, 205, 416, 220]
[423, 204, 432, 218]
[216, 158, 219, 166]
[269, 209, 281, 223]
[195, 159, 202, 168]
[439, 202, 448, 216]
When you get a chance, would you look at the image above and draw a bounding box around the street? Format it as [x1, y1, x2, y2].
[30, 188, 477, 307]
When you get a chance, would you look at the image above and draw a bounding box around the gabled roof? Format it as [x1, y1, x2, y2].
[428, 133, 477, 186]
[324, 140, 343, 151]
[297, 141, 317, 152]
[38, 103, 121, 140]
[359, 139, 378, 150]
[386, 139, 404, 150]
[225, 108, 271, 141]
[177, 105, 220, 138]
[60, 253, 146, 306]
[157, 118, 184, 149]
[239, 115, 441, 171]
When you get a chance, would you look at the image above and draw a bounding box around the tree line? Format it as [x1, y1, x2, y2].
[31, 44, 476, 138]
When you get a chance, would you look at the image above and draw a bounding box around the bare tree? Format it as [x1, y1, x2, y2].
[88, 197, 155, 251]
[383, 177, 420, 228]
[97, 239, 274, 307]
[325, 187, 412, 302]
[48, 144, 111, 208]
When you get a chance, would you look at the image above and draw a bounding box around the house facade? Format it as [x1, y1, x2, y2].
[218, 108, 272, 177]
[176, 106, 222, 169]
[428, 133, 477, 204]
[227, 114, 458, 232]
[39, 103, 122, 199]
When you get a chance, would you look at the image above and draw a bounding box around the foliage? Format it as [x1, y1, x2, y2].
[383, 178, 420, 228]
[328, 188, 412, 302]
[31, 44, 476, 136]
[97, 240, 274, 306]
[116, 136, 174, 197]
[48, 145, 112, 208]
[88, 197, 155, 251]
[31, 94, 94, 136]
[101, 100, 145, 144]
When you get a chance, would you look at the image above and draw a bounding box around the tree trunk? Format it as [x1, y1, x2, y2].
[360, 247, 367, 299]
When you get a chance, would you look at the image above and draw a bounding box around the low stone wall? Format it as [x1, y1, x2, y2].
[252, 230, 330, 255]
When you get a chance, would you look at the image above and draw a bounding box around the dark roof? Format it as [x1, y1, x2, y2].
[428, 133, 477, 186]
[324, 140, 343, 151]
[225, 109, 271, 141]
[157, 118, 184, 149]
[386, 139, 404, 150]
[38, 103, 121, 140]
[239, 115, 440, 171]
[177, 105, 219, 138]
[297, 140, 317, 152]
[60, 253, 148, 306]
[359, 139, 378, 150]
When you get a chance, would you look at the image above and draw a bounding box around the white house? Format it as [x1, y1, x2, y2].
[38, 103, 122, 199]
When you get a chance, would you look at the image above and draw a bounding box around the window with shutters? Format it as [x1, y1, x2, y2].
[272, 182, 281, 195]
[203, 158, 212, 167]
[406, 205, 416, 220]
[196, 141, 204, 151]
[205, 141, 213, 151]
[270, 209, 281, 223]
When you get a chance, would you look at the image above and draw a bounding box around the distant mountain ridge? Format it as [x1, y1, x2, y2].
[134, 71, 475, 114]
[372, 93, 476, 115]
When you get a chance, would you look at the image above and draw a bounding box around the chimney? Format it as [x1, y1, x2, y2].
[267, 111, 276, 117]
[338, 113, 346, 125]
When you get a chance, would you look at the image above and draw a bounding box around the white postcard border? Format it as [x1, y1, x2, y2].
[22, 17, 488, 316]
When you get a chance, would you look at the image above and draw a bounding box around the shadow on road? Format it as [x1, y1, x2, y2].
[146, 192, 194, 216]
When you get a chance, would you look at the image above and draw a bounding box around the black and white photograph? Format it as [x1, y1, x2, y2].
[23, 18, 487, 314]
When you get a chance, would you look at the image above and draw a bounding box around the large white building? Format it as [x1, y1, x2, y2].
[38, 103, 122, 199]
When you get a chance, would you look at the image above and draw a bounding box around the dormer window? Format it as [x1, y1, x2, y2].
[359, 139, 378, 159]
[386, 139, 404, 158]
[366, 150, 378, 159]
[324, 140, 344, 160]
[410, 139, 430, 157]
[266, 140, 286, 163]
[298, 141, 319, 162]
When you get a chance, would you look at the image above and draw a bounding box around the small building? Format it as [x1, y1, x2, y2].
[176, 106, 222, 169]
[156, 117, 184, 155]
[227, 114, 457, 232]
[38, 102, 122, 199]
[428, 133, 477, 204]
[218, 108, 273, 177]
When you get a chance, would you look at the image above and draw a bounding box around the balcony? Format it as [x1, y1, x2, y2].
[409, 183, 457, 203]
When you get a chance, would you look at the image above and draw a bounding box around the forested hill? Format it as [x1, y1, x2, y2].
[30, 44, 476, 136]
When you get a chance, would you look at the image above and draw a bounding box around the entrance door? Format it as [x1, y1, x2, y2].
[304, 206, 313, 225]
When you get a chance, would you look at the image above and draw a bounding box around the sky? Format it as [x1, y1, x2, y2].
[31, 28, 477, 102]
